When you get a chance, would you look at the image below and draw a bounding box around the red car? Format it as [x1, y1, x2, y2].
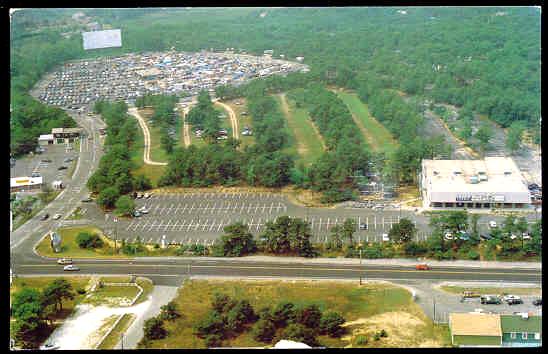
[415, 264, 431, 271]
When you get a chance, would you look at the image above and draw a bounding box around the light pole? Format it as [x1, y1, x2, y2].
[120, 333, 124, 350]
[113, 217, 118, 254]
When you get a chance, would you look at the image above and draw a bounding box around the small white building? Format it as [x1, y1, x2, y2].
[38, 134, 54, 146]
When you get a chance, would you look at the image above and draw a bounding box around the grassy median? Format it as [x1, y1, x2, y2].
[97, 313, 136, 349]
[142, 279, 451, 349]
[439, 285, 541, 296]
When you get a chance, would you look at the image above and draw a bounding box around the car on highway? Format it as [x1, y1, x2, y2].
[533, 299, 542, 306]
[40, 213, 50, 221]
[481, 295, 502, 304]
[57, 258, 73, 265]
[415, 264, 430, 270]
[39, 343, 60, 350]
[63, 265, 79, 271]
[489, 220, 497, 228]
[359, 223, 368, 230]
[382, 233, 390, 242]
[52, 213, 62, 220]
[58, 165, 68, 170]
[41, 158, 52, 163]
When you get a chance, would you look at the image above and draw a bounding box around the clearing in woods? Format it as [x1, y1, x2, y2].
[277, 93, 326, 165]
[336, 90, 399, 156]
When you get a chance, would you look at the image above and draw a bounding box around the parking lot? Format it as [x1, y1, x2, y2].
[10, 143, 79, 190]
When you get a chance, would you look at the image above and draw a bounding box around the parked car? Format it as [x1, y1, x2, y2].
[359, 223, 368, 230]
[81, 197, 92, 202]
[489, 220, 497, 228]
[382, 233, 390, 242]
[41, 158, 52, 163]
[63, 265, 79, 271]
[136, 193, 144, 199]
[39, 343, 60, 350]
[133, 210, 142, 217]
[58, 166, 68, 170]
[144, 193, 151, 199]
[480, 295, 502, 305]
[40, 213, 50, 221]
[63, 157, 73, 163]
[522, 233, 531, 240]
[480, 234, 492, 241]
[506, 298, 524, 305]
[53, 213, 62, 220]
[415, 264, 430, 271]
[532, 299, 542, 306]
[31, 172, 41, 178]
[528, 183, 540, 190]
[57, 258, 73, 265]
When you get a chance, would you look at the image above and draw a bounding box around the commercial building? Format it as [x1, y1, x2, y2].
[450, 313, 502, 347]
[10, 176, 43, 193]
[421, 157, 531, 209]
[52, 128, 83, 144]
[500, 314, 542, 347]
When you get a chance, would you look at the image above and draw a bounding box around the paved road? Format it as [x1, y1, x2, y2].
[10, 108, 106, 250]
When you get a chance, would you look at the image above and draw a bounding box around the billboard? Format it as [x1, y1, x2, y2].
[82, 29, 122, 50]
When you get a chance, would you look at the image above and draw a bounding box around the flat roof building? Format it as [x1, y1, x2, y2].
[449, 313, 502, 347]
[11, 176, 43, 193]
[421, 157, 531, 209]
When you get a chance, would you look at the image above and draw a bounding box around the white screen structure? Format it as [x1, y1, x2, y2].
[82, 29, 122, 50]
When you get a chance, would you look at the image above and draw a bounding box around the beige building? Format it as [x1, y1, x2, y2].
[421, 157, 531, 209]
[52, 128, 83, 144]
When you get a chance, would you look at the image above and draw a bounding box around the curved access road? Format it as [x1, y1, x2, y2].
[214, 100, 239, 139]
[181, 105, 191, 147]
[128, 107, 167, 166]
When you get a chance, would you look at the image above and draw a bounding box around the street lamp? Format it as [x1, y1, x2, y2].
[113, 217, 118, 254]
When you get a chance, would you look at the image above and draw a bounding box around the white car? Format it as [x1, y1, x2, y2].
[503, 295, 521, 301]
[489, 220, 497, 228]
[139, 207, 149, 214]
[522, 233, 531, 240]
[39, 343, 60, 350]
[510, 234, 518, 240]
[63, 265, 79, 271]
[444, 232, 454, 240]
[382, 233, 390, 242]
[53, 213, 62, 220]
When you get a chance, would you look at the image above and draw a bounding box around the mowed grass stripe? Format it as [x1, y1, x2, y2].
[140, 109, 169, 163]
[129, 116, 166, 187]
[336, 90, 399, 156]
[277, 93, 325, 165]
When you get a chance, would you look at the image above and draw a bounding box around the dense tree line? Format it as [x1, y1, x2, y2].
[186, 91, 222, 142]
[136, 94, 178, 153]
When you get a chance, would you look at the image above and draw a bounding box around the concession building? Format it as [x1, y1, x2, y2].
[421, 157, 531, 209]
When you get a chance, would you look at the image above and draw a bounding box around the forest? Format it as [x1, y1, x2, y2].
[11, 7, 540, 157]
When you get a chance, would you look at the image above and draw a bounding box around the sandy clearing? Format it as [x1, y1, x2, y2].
[128, 107, 168, 166]
[214, 100, 239, 139]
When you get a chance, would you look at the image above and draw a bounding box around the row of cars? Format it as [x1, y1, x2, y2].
[479, 294, 541, 306]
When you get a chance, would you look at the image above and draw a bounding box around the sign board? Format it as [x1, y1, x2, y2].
[82, 29, 122, 50]
[455, 194, 505, 202]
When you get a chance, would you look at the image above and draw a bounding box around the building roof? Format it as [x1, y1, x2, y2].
[500, 315, 542, 333]
[38, 134, 54, 140]
[450, 313, 502, 337]
[422, 157, 530, 203]
[51, 127, 83, 134]
[11, 177, 43, 188]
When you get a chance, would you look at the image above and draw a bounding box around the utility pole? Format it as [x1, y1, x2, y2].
[359, 248, 362, 265]
[113, 217, 118, 254]
[433, 297, 436, 322]
[120, 333, 124, 350]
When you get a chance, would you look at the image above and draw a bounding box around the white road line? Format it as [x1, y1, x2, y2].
[194, 220, 201, 231]
[179, 220, 187, 231]
[232, 202, 238, 212]
[154, 204, 160, 213]
[187, 219, 194, 232]
[182, 204, 188, 214]
[212, 202, 217, 213]
[148, 221, 156, 232]
[189, 203, 195, 213]
[240, 203, 245, 213]
[269, 202, 274, 214]
[164, 219, 172, 231]
[141, 218, 151, 230]
[374, 215, 377, 230]
[174, 203, 181, 214]
[217, 220, 223, 232]
[262, 204, 267, 213]
[172, 219, 179, 231]
[311, 218, 315, 229]
[126, 220, 135, 231]
[202, 219, 209, 231]
[255, 204, 259, 213]
[250, 217, 254, 229]
[335, 217, 338, 225]
[209, 220, 216, 232]
[327, 217, 331, 230]
[257, 217, 262, 231]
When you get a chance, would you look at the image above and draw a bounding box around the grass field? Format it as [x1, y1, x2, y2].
[84, 285, 141, 306]
[129, 117, 166, 187]
[439, 285, 542, 296]
[272, 95, 303, 162]
[277, 94, 325, 166]
[142, 280, 451, 349]
[97, 313, 136, 349]
[336, 91, 399, 156]
[140, 109, 169, 163]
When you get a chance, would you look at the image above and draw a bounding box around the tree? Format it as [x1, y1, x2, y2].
[217, 222, 256, 256]
[160, 301, 180, 321]
[115, 195, 135, 217]
[272, 301, 296, 328]
[42, 278, 74, 312]
[143, 318, 167, 340]
[282, 323, 319, 347]
[341, 218, 357, 247]
[474, 122, 493, 155]
[11, 288, 46, 348]
[211, 293, 237, 314]
[194, 311, 225, 338]
[328, 224, 343, 250]
[388, 218, 417, 244]
[76, 232, 104, 249]
[97, 186, 120, 209]
[506, 121, 525, 154]
[319, 311, 346, 337]
[134, 174, 152, 191]
[252, 318, 277, 343]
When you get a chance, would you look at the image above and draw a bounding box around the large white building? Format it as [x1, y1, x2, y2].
[421, 157, 531, 209]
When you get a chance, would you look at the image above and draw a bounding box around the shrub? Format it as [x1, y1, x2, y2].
[294, 304, 322, 329]
[374, 332, 381, 341]
[160, 301, 180, 321]
[154, 243, 160, 249]
[466, 249, 480, 260]
[272, 302, 296, 328]
[143, 318, 167, 340]
[75, 232, 104, 249]
[282, 323, 318, 347]
[380, 329, 388, 337]
[252, 319, 277, 343]
[194, 311, 225, 338]
[355, 335, 368, 346]
[211, 293, 237, 314]
[204, 334, 222, 347]
[319, 311, 346, 337]
[76, 288, 86, 295]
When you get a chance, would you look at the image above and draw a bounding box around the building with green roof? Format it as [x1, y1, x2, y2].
[500, 314, 542, 347]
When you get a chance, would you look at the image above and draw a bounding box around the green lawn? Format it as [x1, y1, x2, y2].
[97, 313, 136, 349]
[272, 95, 300, 162]
[336, 90, 399, 156]
[439, 285, 541, 296]
[278, 94, 325, 166]
[141, 109, 169, 163]
[84, 285, 141, 306]
[141, 280, 451, 349]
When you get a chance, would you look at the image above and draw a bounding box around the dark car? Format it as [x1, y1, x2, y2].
[81, 197, 92, 203]
[533, 299, 542, 306]
[528, 183, 539, 190]
[480, 234, 492, 241]
[359, 223, 368, 230]
[40, 213, 50, 221]
[480, 295, 502, 305]
[41, 159, 52, 163]
[58, 166, 68, 170]
[507, 298, 524, 305]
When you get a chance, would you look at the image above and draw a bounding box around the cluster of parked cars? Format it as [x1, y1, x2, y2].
[479, 294, 540, 306]
[528, 183, 542, 204]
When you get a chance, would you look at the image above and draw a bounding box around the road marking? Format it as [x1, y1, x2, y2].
[187, 219, 194, 232]
[209, 220, 216, 232]
[172, 219, 179, 231]
[217, 220, 224, 232]
[179, 220, 187, 231]
[174, 203, 180, 214]
[182, 204, 188, 214]
[189, 203, 195, 213]
[141, 218, 151, 230]
[255, 204, 259, 213]
[194, 219, 201, 231]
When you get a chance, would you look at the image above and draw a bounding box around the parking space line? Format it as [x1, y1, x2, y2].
[187, 219, 194, 232]
[217, 220, 223, 232]
[261, 204, 267, 213]
[179, 220, 186, 231]
[269, 202, 274, 214]
[202, 219, 210, 231]
[189, 203, 195, 213]
[172, 219, 179, 231]
[232, 202, 238, 212]
[141, 218, 150, 230]
[148, 221, 156, 232]
[257, 217, 262, 231]
[174, 203, 180, 214]
[255, 204, 260, 213]
[164, 219, 172, 231]
[334, 217, 338, 225]
[327, 217, 331, 230]
[374, 215, 377, 230]
[209, 220, 216, 231]
[194, 219, 201, 231]
[126, 220, 135, 231]
[181, 204, 188, 214]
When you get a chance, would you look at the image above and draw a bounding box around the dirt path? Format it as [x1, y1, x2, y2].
[128, 107, 168, 166]
[181, 105, 191, 147]
[214, 100, 239, 139]
[349, 112, 380, 153]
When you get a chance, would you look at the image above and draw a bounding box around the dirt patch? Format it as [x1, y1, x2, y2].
[341, 311, 441, 347]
